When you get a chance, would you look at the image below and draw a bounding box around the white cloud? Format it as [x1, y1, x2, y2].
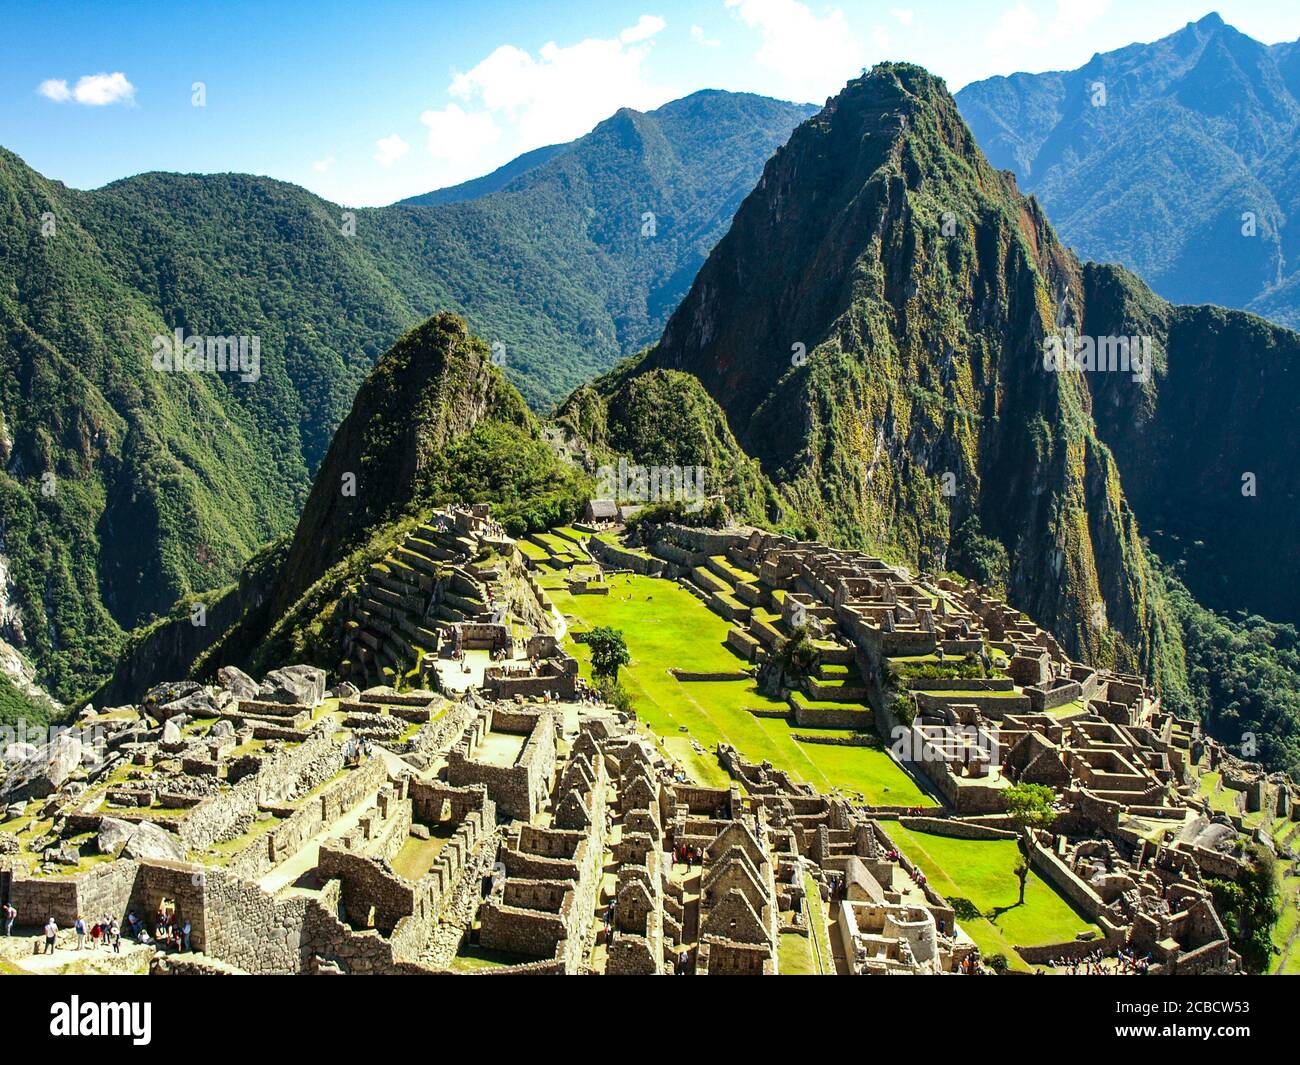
[622, 15, 666, 43]
[38, 71, 135, 106]
[891, 8, 914, 25]
[1053, 0, 1110, 37]
[985, 0, 1111, 52]
[38, 79, 71, 102]
[725, 0, 862, 103]
[413, 18, 672, 186]
[313, 156, 335, 173]
[984, 3, 1040, 51]
[420, 103, 500, 162]
[691, 24, 721, 47]
[373, 133, 410, 167]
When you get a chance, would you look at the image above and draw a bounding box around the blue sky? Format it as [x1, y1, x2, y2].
[4, 0, 1300, 206]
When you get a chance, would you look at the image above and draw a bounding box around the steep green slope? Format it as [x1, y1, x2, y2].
[957, 14, 1300, 328]
[630, 63, 1179, 687]
[0, 90, 811, 701]
[0, 153, 305, 700]
[558, 364, 789, 529]
[1081, 262, 1300, 624]
[398, 142, 569, 207]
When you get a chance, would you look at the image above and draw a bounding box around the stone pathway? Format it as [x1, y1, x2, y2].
[0, 933, 153, 974]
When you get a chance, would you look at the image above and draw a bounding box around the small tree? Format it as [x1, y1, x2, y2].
[587, 626, 631, 683]
[1004, 782, 1057, 905]
[760, 626, 817, 696]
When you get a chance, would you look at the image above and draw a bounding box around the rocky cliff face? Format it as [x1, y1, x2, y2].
[625, 64, 1182, 686]
[1081, 263, 1300, 624]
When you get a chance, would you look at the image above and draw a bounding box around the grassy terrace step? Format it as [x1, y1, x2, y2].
[404, 536, 460, 563]
[550, 571, 931, 807]
[749, 615, 786, 649]
[813, 662, 854, 680]
[710, 554, 759, 584]
[691, 565, 733, 596]
[516, 539, 550, 561]
[788, 690, 873, 715]
[394, 546, 445, 576]
[707, 590, 751, 623]
[884, 823, 1101, 970]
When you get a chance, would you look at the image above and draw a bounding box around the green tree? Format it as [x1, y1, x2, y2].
[760, 626, 817, 696]
[587, 626, 631, 683]
[1208, 847, 1280, 973]
[949, 517, 1010, 591]
[1004, 782, 1057, 904]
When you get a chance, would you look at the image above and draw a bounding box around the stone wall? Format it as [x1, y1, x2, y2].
[224, 755, 386, 880]
[178, 720, 342, 851]
[447, 707, 557, 820]
[588, 537, 665, 576]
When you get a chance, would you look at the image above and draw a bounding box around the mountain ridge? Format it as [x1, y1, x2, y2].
[0, 90, 813, 701]
[957, 13, 1300, 327]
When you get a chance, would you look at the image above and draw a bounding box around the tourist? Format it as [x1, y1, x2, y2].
[74, 914, 86, 950]
[127, 910, 140, 938]
[182, 918, 192, 952]
[2, 900, 15, 936]
[110, 919, 121, 954]
[44, 917, 57, 954]
[90, 919, 102, 949]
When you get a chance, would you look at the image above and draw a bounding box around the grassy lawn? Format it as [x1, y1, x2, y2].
[450, 943, 536, 972]
[391, 825, 455, 881]
[803, 871, 834, 974]
[885, 823, 1100, 968]
[1269, 866, 1300, 975]
[1196, 771, 1242, 817]
[551, 573, 932, 805]
[778, 931, 818, 975]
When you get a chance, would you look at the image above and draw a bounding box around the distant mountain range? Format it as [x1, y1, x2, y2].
[0, 90, 812, 704]
[957, 12, 1300, 329]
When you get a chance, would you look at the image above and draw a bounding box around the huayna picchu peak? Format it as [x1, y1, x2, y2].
[3, 4, 1300, 1005]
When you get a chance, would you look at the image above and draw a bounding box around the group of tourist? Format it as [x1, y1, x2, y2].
[672, 842, 704, 866]
[36, 913, 125, 955]
[1044, 948, 1151, 975]
[121, 907, 192, 952]
[71, 913, 124, 952]
[343, 735, 374, 767]
[573, 680, 603, 706]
